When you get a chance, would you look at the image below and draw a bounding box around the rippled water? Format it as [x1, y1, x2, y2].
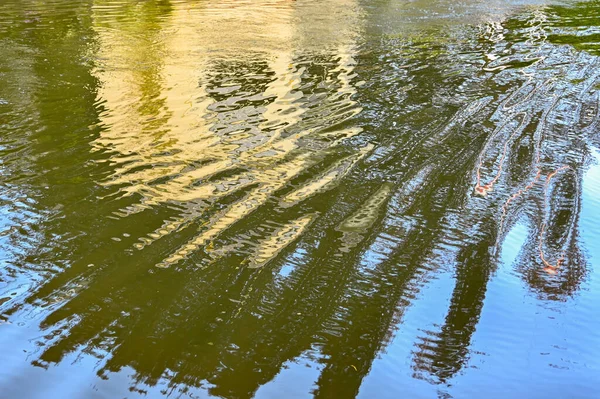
[1, 0, 600, 397]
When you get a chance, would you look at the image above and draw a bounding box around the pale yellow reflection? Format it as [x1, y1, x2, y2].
[337, 183, 392, 251]
[249, 214, 317, 268]
[91, 0, 365, 267]
[280, 143, 373, 207]
[338, 183, 392, 233]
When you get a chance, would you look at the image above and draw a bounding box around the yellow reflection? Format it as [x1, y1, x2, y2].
[338, 183, 392, 233]
[249, 213, 316, 268]
[91, 0, 365, 267]
[280, 143, 373, 207]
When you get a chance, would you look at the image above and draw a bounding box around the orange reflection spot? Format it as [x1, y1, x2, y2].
[495, 165, 570, 274]
[475, 114, 526, 196]
[539, 165, 570, 274]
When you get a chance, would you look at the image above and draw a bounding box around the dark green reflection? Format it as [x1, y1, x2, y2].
[0, 0, 599, 398]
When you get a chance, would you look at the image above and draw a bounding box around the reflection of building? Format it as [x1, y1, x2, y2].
[91, 0, 366, 267]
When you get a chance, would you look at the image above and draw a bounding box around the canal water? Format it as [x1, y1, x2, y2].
[1, 0, 599, 397]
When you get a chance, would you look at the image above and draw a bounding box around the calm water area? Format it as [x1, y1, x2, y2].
[1, 0, 600, 397]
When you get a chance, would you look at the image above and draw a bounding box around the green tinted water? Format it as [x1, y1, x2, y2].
[1, 0, 600, 397]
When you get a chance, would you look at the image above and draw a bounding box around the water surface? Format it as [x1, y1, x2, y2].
[1, 0, 600, 397]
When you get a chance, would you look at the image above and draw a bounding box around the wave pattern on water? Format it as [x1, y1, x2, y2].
[1, 0, 600, 398]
